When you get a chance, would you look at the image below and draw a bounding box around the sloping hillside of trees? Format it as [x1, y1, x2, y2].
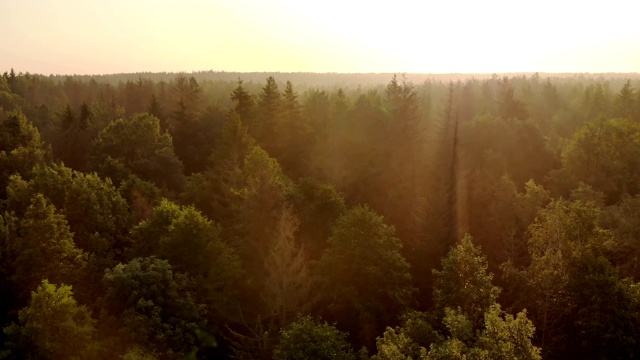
[1, 69, 640, 359]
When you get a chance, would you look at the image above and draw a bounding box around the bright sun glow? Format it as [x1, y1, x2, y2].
[1, 0, 639, 75]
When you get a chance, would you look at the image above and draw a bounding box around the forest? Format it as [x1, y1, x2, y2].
[1, 69, 640, 359]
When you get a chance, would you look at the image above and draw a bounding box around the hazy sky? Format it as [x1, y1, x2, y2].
[1, 0, 639, 75]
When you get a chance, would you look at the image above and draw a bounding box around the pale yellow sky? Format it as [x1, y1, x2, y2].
[1, 0, 639, 75]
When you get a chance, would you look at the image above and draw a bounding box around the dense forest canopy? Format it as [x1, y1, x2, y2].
[1, 69, 640, 359]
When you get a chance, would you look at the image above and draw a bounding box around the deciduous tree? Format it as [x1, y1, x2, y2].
[130, 200, 241, 316]
[87, 112, 185, 192]
[0, 111, 49, 197]
[2, 280, 97, 360]
[317, 205, 415, 345]
[273, 316, 355, 360]
[433, 235, 500, 328]
[101, 257, 207, 359]
[1, 194, 86, 303]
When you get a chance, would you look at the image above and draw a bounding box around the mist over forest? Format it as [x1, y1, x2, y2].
[1, 69, 640, 359]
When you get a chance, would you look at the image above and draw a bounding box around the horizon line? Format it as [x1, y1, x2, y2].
[4, 69, 640, 78]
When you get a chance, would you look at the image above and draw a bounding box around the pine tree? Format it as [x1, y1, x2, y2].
[78, 102, 92, 131]
[277, 80, 310, 177]
[60, 104, 75, 130]
[255, 76, 282, 153]
[497, 77, 527, 120]
[147, 93, 166, 128]
[231, 79, 256, 125]
[614, 80, 637, 120]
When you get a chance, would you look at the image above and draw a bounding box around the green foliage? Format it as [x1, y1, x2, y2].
[527, 198, 612, 264]
[168, 76, 213, 174]
[441, 308, 474, 343]
[0, 75, 24, 113]
[433, 235, 500, 328]
[498, 180, 552, 294]
[558, 117, 640, 203]
[372, 311, 439, 360]
[0, 214, 12, 319]
[230, 79, 255, 125]
[210, 112, 256, 168]
[87, 112, 185, 191]
[425, 235, 540, 359]
[49, 102, 96, 171]
[373, 306, 539, 360]
[122, 346, 159, 360]
[4, 164, 131, 281]
[6, 164, 130, 242]
[293, 177, 347, 259]
[273, 316, 356, 360]
[78, 102, 93, 130]
[515, 180, 552, 227]
[0, 111, 49, 197]
[0, 111, 44, 152]
[148, 93, 164, 127]
[614, 80, 637, 121]
[169, 75, 203, 126]
[376, 76, 427, 246]
[274, 80, 312, 178]
[101, 257, 206, 359]
[254, 76, 281, 151]
[130, 199, 241, 314]
[584, 82, 613, 121]
[186, 143, 295, 326]
[317, 205, 415, 337]
[118, 175, 162, 225]
[241, 145, 293, 199]
[2, 280, 97, 360]
[561, 253, 640, 359]
[602, 193, 640, 279]
[383, 75, 423, 163]
[5, 71, 640, 359]
[459, 113, 557, 266]
[460, 114, 557, 187]
[473, 306, 540, 359]
[0, 194, 86, 303]
[497, 77, 527, 120]
[510, 197, 618, 356]
[180, 112, 254, 224]
[234, 146, 294, 260]
[426, 306, 540, 360]
[305, 89, 342, 180]
[467, 175, 519, 264]
[222, 146, 299, 324]
[372, 327, 418, 360]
